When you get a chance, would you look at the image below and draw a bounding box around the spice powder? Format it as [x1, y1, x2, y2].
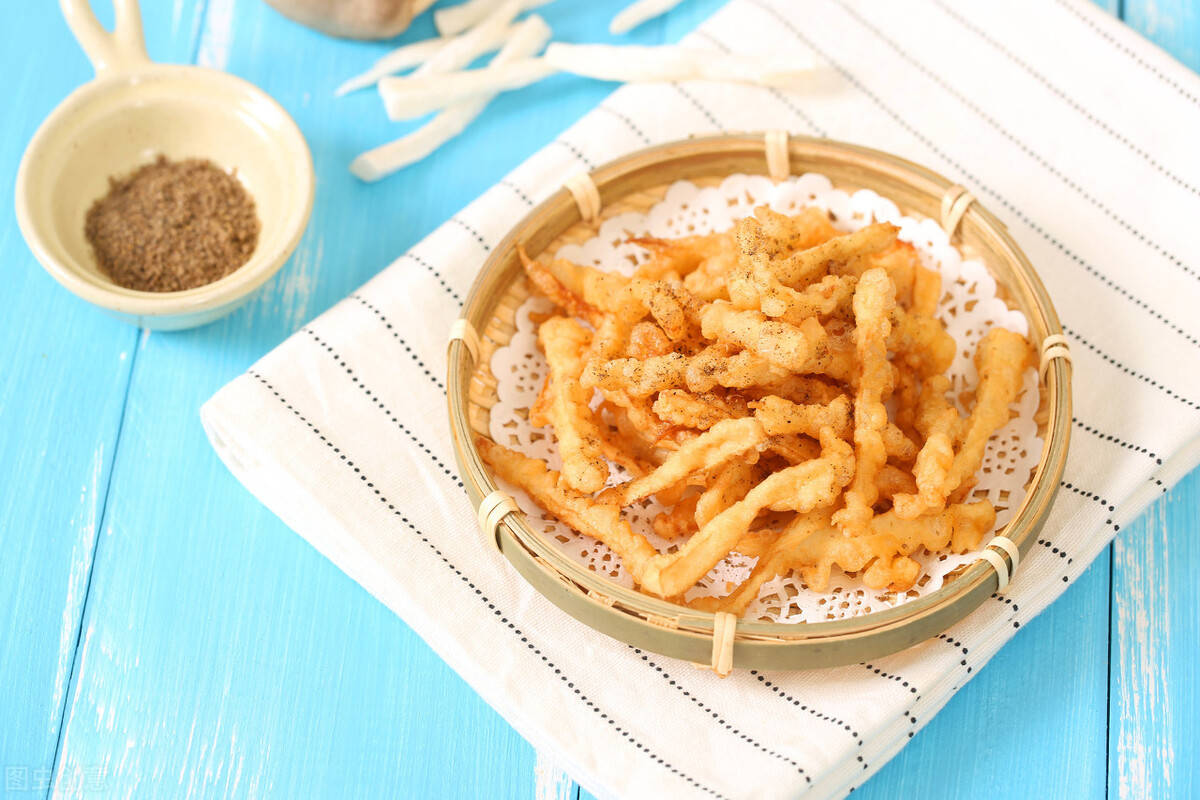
[85, 155, 260, 293]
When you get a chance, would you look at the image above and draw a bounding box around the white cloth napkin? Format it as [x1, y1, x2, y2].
[202, 1, 1200, 797]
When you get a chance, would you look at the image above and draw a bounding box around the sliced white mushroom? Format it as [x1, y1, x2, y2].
[434, 0, 553, 38]
[379, 44, 813, 118]
[351, 15, 553, 182]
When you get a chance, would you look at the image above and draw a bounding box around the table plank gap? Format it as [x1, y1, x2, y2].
[46, 329, 145, 797]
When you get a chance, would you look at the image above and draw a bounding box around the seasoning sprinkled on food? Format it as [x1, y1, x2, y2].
[84, 155, 259, 293]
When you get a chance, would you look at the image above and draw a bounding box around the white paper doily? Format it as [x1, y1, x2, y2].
[488, 173, 1040, 623]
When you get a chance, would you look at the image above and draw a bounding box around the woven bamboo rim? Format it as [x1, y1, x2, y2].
[447, 134, 1072, 670]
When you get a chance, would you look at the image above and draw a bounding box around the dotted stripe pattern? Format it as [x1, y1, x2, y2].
[350, 296, 446, 393]
[402, 252, 463, 305]
[750, 671, 867, 752]
[1060, 480, 1119, 527]
[449, 217, 491, 251]
[935, 633, 973, 673]
[632, 649, 811, 782]
[1073, 417, 1162, 464]
[304, 323, 826, 787]
[747, 0, 1200, 351]
[499, 179, 536, 207]
[1053, 0, 1200, 108]
[1035, 537, 1074, 567]
[933, 0, 1200, 200]
[302, 328, 462, 487]
[861, 663, 919, 696]
[671, 83, 724, 130]
[247, 371, 727, 800]
[1062, 325, 1200, 412]
[691, 29, 829, 137]
[551, 139, 597, 169]
[835, 0, 1200, 284]
[992, 594, 1020, 614]
[596, 105, 653, 145]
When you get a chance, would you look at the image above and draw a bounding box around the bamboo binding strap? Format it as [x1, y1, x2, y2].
[979, 535, 1021, 592]
[448, 318, 480, 364]
[710, 611, 737, 677]
[564, 171, 602, 223]
[940, 185, 977, 239]
[477, 489, 520, 553]
[764, 130, 790, 182]
[1039, 333, 1072, 380]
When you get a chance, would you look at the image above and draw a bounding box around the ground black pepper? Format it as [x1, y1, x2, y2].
[84, 155, 260, 293]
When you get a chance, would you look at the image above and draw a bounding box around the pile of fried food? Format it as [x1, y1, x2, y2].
[477, 204, 1032, 617]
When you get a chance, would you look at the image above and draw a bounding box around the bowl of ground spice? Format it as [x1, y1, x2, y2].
[15, 0, 314, 330]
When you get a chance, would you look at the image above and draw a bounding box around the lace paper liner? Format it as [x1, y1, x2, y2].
[488, 174, 1040, 623]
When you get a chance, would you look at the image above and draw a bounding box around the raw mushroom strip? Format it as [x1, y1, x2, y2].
[609, 0, 686, 34]
[351, 10, 549, 181]
[379, 45, 815, 117]
[435, 0, 553, 36]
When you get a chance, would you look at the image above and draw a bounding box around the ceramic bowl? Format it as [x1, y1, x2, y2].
[15, 0, 315, 330]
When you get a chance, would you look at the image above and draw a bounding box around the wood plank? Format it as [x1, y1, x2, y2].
[854, 552, 1111, 798]
[46, 0, 712, 796]
[1105, 2, 1199, 798]
[1109, 469, 1200, 799]
[0, 0, 204, 787]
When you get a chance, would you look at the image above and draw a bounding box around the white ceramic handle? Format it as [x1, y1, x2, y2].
[60, 0, 149, 75]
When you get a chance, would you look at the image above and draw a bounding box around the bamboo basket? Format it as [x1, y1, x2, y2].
[446, 133, 1072, 671]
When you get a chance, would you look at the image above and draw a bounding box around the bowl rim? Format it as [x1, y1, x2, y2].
[13, 63, 315, 318]
[447, 133, 1073, 670]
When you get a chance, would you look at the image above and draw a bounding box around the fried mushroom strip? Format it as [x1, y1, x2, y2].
[891, 377, 960, 519]
[639, 428, 854, 598]
[518, 246, 603, 326]
[684, 344, 790, 392]
[700, 302, 829, 374]
[583, 353, 689, 397]
[895, 328, 1029, 516]
[751, 394, 852, 439]
[652, 493, 700, 540]
[619, 417, 767, 505]
[833, 268, 896, 536]
[538, 316, 609, 493]
[477, 438, 658, 581]
[773, 222, 898, 288]
[946, 327, 1031, 500]
[800, 500, 996, 592]
[541, 256, 698, 341]
[889, 308, 955, 378]
[759, 274, 858, 325]
[653, 389, 746, 431]
[694, 461, 764, 527]
[631, 232, 729, 281]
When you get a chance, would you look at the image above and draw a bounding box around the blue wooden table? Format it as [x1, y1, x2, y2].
[2, 1, 1196, 797]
